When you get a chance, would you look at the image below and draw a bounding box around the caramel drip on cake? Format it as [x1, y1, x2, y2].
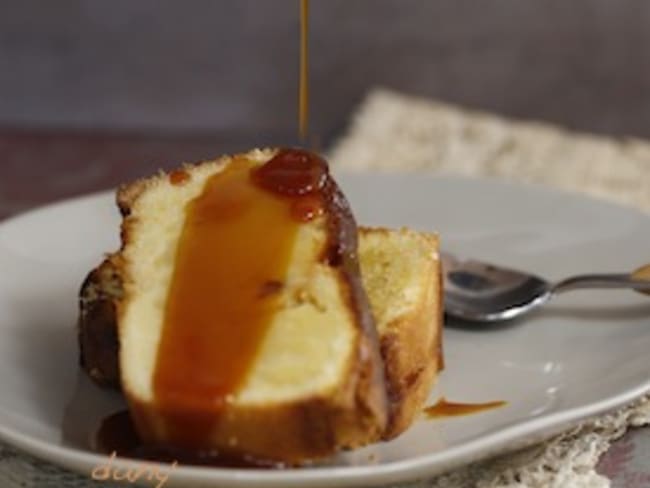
[153, 150, 326, 448]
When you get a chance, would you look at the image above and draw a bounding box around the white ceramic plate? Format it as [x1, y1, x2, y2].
[1, 174, 649, 488]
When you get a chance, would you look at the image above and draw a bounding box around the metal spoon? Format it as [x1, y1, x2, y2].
[441, 252, 650, 322]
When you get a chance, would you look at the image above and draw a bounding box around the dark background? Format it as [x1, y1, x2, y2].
[2, 0, 650, 148]
[2, 0, 650, 217]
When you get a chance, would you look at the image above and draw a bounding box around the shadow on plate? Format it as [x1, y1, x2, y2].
[61, 371, 126, 451]
[443, 313, 525, 332]
[7, 291, 124, 452]
[444, 301, 650, 330]
[543, 302, 650, 321]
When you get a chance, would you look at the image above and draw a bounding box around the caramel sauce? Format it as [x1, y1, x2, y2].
[291, 194, 325, 222]
[96, 411, 285, 468]
[169, 169, 190, 186]
[251, 147, 327, 196]
[423, 397, 506, 419]
[633, 264, 650, 281]
[252, 148, 327, 220]
[299, 0, 310, 140]
[632, 263, 650, 296]
[97, 410, 141, 456]
[152, 149, 329, 449]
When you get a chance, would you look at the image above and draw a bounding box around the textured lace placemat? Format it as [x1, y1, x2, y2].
[329, 88, 650, 487]
[2, 89, 650, 487]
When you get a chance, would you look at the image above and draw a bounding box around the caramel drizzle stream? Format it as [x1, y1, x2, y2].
[299, 0, 310, 141]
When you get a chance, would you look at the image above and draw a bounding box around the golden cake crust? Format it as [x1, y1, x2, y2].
[358, 227, 443, 438]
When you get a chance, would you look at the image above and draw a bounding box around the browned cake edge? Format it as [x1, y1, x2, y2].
[358, 227, 443, 439]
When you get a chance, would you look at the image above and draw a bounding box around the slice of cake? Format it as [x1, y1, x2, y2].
[106, 148, 388, 463]
[77, 148, 443, 463]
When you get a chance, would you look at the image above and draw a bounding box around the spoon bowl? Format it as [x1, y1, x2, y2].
[441, 252, 650, 323]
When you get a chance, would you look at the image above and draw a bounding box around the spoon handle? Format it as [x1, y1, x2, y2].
[552, 270, 650, 294]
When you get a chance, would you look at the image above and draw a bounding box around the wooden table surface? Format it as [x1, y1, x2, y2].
[0, 130, 648, 486]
